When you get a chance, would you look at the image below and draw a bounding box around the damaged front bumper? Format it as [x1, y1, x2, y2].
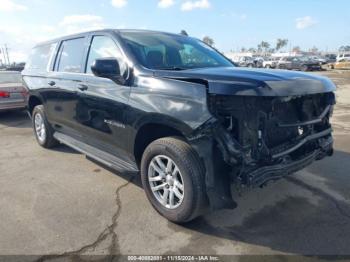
[188, 101, 334, 210]
[247, 135, 333, 187]
[211, 120, 334, 186]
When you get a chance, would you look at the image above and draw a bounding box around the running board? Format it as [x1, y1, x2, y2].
[53, 132, 139, 174]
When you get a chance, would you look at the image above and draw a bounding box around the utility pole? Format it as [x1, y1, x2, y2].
[4, 44, 10, 65]
[1, 47, 7, 66]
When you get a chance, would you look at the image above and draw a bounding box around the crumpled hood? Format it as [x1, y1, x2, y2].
[153, 67, 336, 96]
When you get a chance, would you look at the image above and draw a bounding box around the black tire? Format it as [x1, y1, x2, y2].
[141, 137, 207, 223]
[32, 105, 58, 148]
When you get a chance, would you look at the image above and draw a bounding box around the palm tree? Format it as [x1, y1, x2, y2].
[276, 39, 288, 51]
[202, 36, 214, 47]
[262, 41, 270, 54]
[248, 47, 257, 53]
[258, 41, 270, 55]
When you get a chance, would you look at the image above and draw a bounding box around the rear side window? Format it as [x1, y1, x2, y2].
[25, 43, 56, 71]
[0, 73, 21, 84]
[56, 38, 86, 73]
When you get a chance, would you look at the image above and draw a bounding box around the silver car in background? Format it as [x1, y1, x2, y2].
[0, 71, 27, 112]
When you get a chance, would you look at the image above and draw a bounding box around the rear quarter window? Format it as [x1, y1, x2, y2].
[25, 43, 57, 71]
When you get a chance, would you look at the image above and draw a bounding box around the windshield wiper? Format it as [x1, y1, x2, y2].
[156, 67, 187, 71]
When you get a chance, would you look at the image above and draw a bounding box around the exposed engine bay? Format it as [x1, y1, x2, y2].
[208, 92, 336, 187]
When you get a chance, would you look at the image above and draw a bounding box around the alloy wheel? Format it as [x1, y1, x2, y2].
[148, 155, 185, 209]
[34, 113, 46, 143]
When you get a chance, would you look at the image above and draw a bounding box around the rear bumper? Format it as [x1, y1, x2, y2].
[0, 100, 26, 111]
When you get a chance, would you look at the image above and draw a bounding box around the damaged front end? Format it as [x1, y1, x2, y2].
[190, 91, 335, 210]
[209, 92, 335, 187]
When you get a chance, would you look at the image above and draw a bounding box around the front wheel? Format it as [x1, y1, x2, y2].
[32, 105, 58, 148]
[141, 137, 207, 223]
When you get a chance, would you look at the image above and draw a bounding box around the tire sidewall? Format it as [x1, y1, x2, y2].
[32, 105, 50, 147]
[141, 142, 197, 222]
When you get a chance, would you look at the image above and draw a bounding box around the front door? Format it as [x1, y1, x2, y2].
[75, 34, 132, 159]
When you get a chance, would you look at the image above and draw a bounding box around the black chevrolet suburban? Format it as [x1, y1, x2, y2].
[22, 29, 336, 223]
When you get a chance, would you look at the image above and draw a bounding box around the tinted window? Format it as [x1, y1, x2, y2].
[0, 72, 21, 84]
[56, 38, 86, 73]
[120, 32, 233, 70]
[25, 43, 56, 71]
[86, 36, 127, 75]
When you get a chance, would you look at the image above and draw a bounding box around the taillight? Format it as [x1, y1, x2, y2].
[21, 89, 29, 97]
[0, 91, 10, 98]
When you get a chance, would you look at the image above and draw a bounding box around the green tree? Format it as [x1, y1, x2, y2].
[262, 41, 270, 53]
[339, 45, 350, 52]
[276, 38, 288, 51]
[248, 47, 257, 53]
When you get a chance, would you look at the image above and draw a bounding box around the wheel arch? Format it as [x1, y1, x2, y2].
[133, 116, 193, 165]
[28, 95, 43, 115]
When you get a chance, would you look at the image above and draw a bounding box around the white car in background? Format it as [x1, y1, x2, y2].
[309, 56, 327, 65]
[337, 53, 350, 62]
[262, 57, 279, 69]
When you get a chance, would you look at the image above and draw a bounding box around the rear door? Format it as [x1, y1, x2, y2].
[75, 33, 132, 158]
[49, 37, 89, 137]
[23, 43, 58, 119]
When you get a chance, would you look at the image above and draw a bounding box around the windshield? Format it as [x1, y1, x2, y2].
[0, 73, 21, 84]
[299, 57, 312, 62]
[119, 32, 234, 70]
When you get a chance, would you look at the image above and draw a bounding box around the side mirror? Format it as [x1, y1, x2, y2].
[91, 58, 122, 80]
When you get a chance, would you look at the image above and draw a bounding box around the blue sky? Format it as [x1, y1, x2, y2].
[0, 0, 349, 62]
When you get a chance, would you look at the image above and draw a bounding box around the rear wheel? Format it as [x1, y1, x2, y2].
[141, 137, 207, 223]
[32, 105, 58, 148]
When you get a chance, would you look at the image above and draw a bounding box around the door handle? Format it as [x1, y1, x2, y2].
[78, 84, 88, 91]
[48, 81, 56, 86]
